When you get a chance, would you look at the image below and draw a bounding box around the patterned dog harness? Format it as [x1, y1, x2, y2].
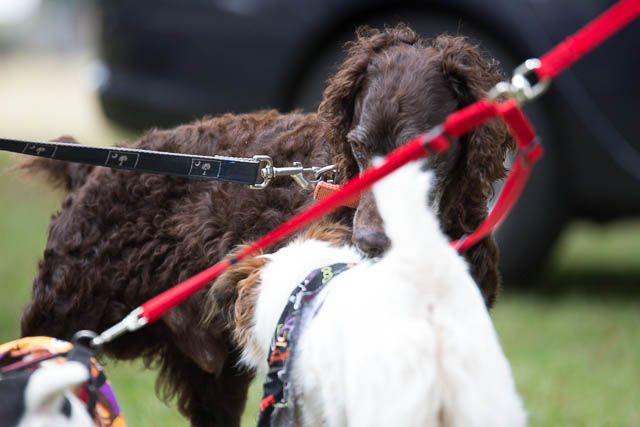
[258, 263, 354, 427]
[0, 336, 126, 427]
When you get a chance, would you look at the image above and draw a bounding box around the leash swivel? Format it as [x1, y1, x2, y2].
[250, 155, 336, 190]
[488, 58, 551, 105]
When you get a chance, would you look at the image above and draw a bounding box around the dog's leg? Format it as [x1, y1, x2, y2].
[156, 343, 253, 427]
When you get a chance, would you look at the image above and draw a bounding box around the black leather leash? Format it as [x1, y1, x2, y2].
[0, 137, 264, 186]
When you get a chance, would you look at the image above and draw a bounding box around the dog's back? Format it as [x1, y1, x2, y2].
[294, 161, 526, 426]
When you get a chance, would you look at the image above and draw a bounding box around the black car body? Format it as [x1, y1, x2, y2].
[94, 0, 640, 281]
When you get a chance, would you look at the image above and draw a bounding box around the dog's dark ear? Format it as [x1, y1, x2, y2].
[203, 255, 268, 354]
[436, 34, 514, 183]
[435, 35, 513, 307]
[436, 36, 504, 104]
[319, 25, 419, 182]
[437, 35, 512, 229]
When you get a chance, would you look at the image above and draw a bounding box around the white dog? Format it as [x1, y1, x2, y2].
[208, 160, 526, 427]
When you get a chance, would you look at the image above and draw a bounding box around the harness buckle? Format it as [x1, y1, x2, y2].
[250, 155, 336, 190]
[489, 58, 551, 105]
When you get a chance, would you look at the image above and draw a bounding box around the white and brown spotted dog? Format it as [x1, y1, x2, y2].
[206, 160, 526, 427]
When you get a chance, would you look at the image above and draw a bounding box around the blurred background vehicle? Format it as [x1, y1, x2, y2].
[1, 2, 639, 426]
[92, 0, 640, 282]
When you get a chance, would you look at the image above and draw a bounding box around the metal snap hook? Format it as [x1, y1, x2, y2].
[489, 58, 551, 105]
[72, 330, 98, 347]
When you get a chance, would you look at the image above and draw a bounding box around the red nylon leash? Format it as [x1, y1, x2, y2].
[536, 0, 640, 80]
[90, 0, 640, 346]
[451, 100, 543, 251]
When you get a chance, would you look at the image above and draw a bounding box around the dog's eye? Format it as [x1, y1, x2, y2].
[351, 146, 367, 166]
[348, 127, 368, 167]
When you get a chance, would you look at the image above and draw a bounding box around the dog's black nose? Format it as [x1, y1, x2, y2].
[353, 231, 390, 257]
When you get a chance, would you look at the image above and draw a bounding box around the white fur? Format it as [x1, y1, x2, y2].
[241, 240, 363, 373]
[245, 161, 526, 426]
[18, 361, 95, 427]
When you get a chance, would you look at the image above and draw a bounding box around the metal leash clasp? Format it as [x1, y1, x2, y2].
[489, 58, 551, 105]
[90, 307, 148, 348]
[250, 155, 336, 190]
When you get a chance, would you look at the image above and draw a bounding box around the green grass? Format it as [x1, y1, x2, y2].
[1, 53, 639, 426]
[490, 220, 640, 427]
[0, 157, 59, 337]
[493, 294, 640, 427]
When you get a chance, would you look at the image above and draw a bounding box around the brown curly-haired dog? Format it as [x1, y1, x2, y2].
[21, 26, 512, 426]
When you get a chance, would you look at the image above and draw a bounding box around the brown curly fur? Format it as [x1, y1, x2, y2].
[319, 26, 512, 305]
[20, 111, 344, 427]
[20, 25, 511, 426]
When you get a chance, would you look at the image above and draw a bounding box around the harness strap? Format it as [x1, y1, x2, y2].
[314, 181, 359, 209]
[258, 263, 353, 427]
[0, 137, 262, 186]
